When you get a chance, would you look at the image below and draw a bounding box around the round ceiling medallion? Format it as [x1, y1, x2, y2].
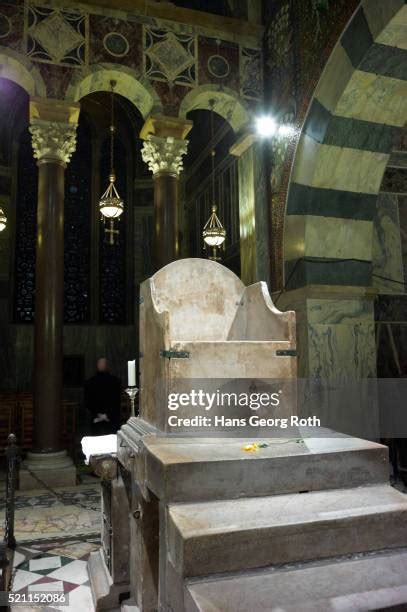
[207, 54, 230, 79]
[103, 32, 130, 58]
[0, 13, 11, 39]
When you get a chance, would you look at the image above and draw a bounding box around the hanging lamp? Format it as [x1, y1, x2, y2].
[0, 207, 6, 232]
[202, 100, 226, 261]
[99, 80, 124, 245]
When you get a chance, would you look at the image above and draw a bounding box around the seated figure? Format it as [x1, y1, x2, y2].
[139, 258, 296, 431]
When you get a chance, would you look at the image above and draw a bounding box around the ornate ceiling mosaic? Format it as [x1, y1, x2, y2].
[25, 4, 88, 66]
[240, 47, 262, 100]
[144, 26, 196, 87]
[103, 32, 130, 58]
[10, 2, 263, 112]
[0, 12, 11, 39]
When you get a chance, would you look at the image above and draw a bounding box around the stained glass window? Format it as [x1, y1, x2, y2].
[99, 137, 127, 323]
[14, 128, 37, 323]
[64, 116, 92, 323]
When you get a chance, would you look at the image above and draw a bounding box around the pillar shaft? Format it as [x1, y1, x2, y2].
[29, 97, 79, 454]
[230, 133, 270, 285]
[153, 173, 179, 269]
[141, 115, 192, 271]
[34, 160, 65, 451]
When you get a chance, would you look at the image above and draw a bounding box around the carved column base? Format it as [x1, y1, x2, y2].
[19, 450, 76, 490]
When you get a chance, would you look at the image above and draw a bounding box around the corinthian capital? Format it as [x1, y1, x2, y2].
[29, 119, 77, 164]
[141, 135, 188, 177]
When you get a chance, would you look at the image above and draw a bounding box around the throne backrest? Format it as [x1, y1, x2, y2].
[150, 259, 245, 341]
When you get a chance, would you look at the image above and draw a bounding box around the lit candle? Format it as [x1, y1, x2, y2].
[128, 360, 136, 387]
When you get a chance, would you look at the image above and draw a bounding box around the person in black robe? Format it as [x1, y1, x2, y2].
[84, 358, 122, 435]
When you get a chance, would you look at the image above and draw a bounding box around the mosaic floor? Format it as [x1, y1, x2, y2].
[0, 480, 101, 543]
[1, 476, 103, 611]
[8, 538, 100, 611]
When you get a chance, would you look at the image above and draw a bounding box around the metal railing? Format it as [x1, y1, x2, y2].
[1, 433, 19, 602]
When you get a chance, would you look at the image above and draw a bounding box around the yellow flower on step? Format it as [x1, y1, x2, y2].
[242, 443, 259, 452]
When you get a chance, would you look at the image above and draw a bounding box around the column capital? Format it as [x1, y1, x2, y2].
[29, 97, 80, 164]
[141, 135, 188, 177]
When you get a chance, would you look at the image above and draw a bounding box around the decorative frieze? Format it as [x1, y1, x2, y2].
[141, 135, 188, 176]
[29, 119, 77, 164]
[26, 3, 88, 67]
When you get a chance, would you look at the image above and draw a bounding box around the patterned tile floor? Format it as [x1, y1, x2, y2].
[8, 538, 101, 611]
[1, 475, 103, 611]
[0, 480, 101, 543]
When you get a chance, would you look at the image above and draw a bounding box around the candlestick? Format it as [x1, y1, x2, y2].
[128, 360, 136, 387]
[125, 386, 139, 418]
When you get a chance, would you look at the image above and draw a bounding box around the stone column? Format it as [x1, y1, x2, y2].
[140, 116, 192, 270]
[230, 131, 270, 285]
[19, 98, 79, 490]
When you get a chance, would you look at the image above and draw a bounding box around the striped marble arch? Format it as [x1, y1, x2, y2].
[284, 0, 407, 290]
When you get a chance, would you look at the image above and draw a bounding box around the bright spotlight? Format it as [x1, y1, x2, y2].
[255, 116, 277, 137]
[278, 124, 296, 138]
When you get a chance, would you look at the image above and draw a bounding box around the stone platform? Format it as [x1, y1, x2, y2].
[185, 550, 407, 612]
[142, 432, 388, 502]
[106, 419, 407, 611]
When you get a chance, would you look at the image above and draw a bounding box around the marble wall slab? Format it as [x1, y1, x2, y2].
[373, 192, 404, 293]
[306, 297, 376, 380]
[237, 141, 269, 284]
[375, 4, 407, 50]
[278, 289, 377, 380]
[307, 320, 376, 380]
[335, 70, 407, 127]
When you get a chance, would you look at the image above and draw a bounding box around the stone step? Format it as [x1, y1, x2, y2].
[184, 549, 407, 612]
[144, 434, 389, 502]
[168, 484, 407, 578]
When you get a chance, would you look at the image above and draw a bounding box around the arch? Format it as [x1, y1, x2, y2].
[0, 47, 46, 97]
[178, 85, 250, 133]
[65, 64, 162, 119]
[283, 1, 407, 290]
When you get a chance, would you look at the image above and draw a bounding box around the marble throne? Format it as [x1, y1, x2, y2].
[88, 260, 407, 612]
[88, 259, 298, 611]
[139, 258, 297, 430]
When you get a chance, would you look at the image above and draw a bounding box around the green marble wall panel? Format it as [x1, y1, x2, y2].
[340, 6, 374, 68]
[375, 4, 407, 50]
[286, 183, 377, 220]
[314, 44, 354, 113]
[306, 216, 372, 260]
[334, 71, 407, 127]
[373, 192, 404, 293]
[362, 0, 404, 41]
[285, 258, 372, 289]
[307, 297, 374, 325]
[307, 297, 376, 381]
[237, 142, 269, 284]
[359, 43, 407, 80]
[292, 135, 389, 194]
[279, 291, 377, 380]
[304, 99, 399, 153]
[307, 320, 376, 380]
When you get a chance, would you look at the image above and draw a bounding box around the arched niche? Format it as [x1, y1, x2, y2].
[283, 1, 407, 290]
[0, 48, 46, 97]
[178, 85, 250, 133]
[65, 64, 163, 118]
